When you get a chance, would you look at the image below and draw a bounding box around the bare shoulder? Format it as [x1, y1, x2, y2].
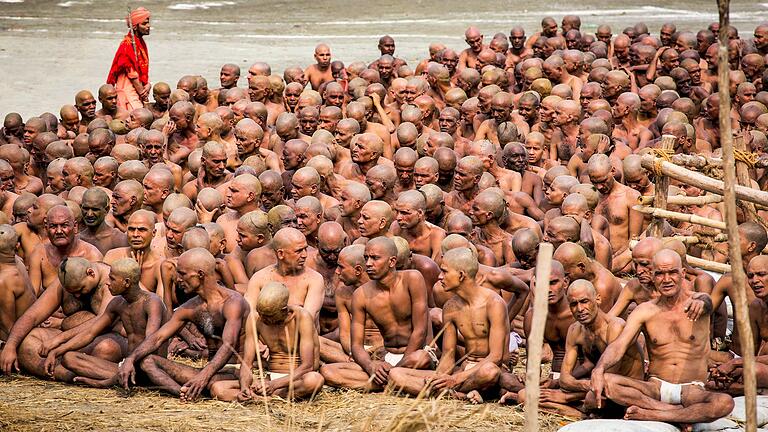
[82, 241, 104, 261]
[304, 266, 324, 282]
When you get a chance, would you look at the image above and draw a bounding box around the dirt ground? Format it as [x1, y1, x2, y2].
[0, 373, 573, 432]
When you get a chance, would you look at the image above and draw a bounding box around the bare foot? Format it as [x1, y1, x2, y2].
[179, 385, 190, 402]
[466, 390, 484, 404]
[624, 405, 653, 421]
[73, 376, 117, 388]
[499, 390, 518, 404]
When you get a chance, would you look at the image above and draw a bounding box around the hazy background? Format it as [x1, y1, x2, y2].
[0, 0, 766, 118]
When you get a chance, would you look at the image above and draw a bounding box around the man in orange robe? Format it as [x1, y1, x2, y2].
[107, 7, 151, 112]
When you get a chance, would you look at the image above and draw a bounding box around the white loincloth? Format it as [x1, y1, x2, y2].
[384, 352, 404, 366]
[651, 377, 704, 405]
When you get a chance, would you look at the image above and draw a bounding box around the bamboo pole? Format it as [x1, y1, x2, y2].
[524, 242, 554, 432]
[640, 154, 768, 207]
[648, 135, 677, 237]
[668, 153, 768, 169]
[717, 0, 756, 429]
[638, 195, 723, 206]
[629, 240, 731, 273]
[633, 205, 727, 230]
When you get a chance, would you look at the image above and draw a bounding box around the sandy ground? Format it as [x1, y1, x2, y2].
[0, 374, 571, 432]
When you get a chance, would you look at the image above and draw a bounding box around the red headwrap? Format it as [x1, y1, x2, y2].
[106, 7, 150, 85]
[128, 7, 150, 27]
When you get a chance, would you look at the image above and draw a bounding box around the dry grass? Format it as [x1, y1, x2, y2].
[0, 373, 574, 432]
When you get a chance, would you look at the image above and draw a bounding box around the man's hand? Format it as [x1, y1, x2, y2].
[590, 368, 606, 409]
[44, 352, 58, 377]
[251, 378, 274, 397]
[139, 84, 151, 101]
[430, 373, 458, 392]
[118, 359, 136, 390]
[131, 249, 145, 267]
[180, 373, 210, 402]
[162, 120, 177, 137]
[683, 297, 705, 321]
[0, 347, 19, 375]
[195, 200, 220, 224]
[368, 360, 391, 386]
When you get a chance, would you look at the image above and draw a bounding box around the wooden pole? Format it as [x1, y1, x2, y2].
[524, 242, 554, 432]
[640, 154, 768, 207]
[717, 0, 757, 430]
[638, 195, 723, 206]
[629, 240, 732, 273]
[648, 135, 677, 237]
[633, 206, 727, 230]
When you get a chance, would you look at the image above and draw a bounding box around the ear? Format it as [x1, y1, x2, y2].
[310, 184, 318, 195]
[86, 267, 96, 278]
[595, 292, 602, 305]
[388, 255, 398, 268]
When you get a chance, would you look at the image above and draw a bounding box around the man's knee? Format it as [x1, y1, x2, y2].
[475, 362, 501, 385]
[91, 337, 123, 362]
[709, 392, 734, 418]
[402, 350, 432, 369]
[139, 355, 160, 372]
[61, 351, 83, 370]
[302, 371, 325, 394]
[209, 380, 234, 401]
[602, 373, 624, 399]
[319, 363, 341, 383]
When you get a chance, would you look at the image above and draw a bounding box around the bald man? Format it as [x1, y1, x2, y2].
[393, 147, 418, 194]
[29, 206, 103, 295]
[182, 141, 233, 201]
[79, 188, 129, 255]
[104, 210, 162, 292]
[165, 101, 200, 164]
[546, 215, 612, 270]
[210, 281, 324, 401]
[554, 280, 646, 417]
[117, 248, 249, 401]
[622, 155, 654, 197]
[459, 26, 486, 71]
[13, 194, 63, 262]
[306, 222, 347, 337]
[355, 200, 394, 244]
[96, 84, 130, 122]
[139, 130, 183, 189]
[145, 82, 171, 119]
[445, 156, 483, 214]
[246, 228, 324, 323]
[108, 179, 145, 232]
[588, 154, 642, 273]
[39, 258, 170, 388]
[234, 118, 280, 171]
[469, 140, 522, 197]
[548, 99, 582, 164]
[321, 237, 432, 391]
[339, 133, 390, 183]
[294, 196, 323, 248]
[554, 242, 620, 313]
[214, 173, 262, 253]
[0, 225, 36, 342]
[0, 144, 42, 196]
[334, 181, 370, 243]
[0, 257, 119, 380]
[57, 105, 79, 140]
[591, 250, 731, 424]
[292, 166, 339, 214]
[501, 260, 574, 405]
[305, 43, 334, 91]
[469, 190, 515, 265]
[390, 190, 445, 261]
[142, 168, 175, 220]
[390, 247, 508, 403]
[709, 255, 768, 395]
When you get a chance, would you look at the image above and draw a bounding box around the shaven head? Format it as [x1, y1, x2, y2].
[442, 247, 478, 279]
[271, 227, 306, 252]
[110, 258, 141, 287]
[58, 257, 92, 290]
[567, 279, 597, 297]
[0, 224, 18, 253]
[257, 281, 290, 316]
[179, 247, 217, 276]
